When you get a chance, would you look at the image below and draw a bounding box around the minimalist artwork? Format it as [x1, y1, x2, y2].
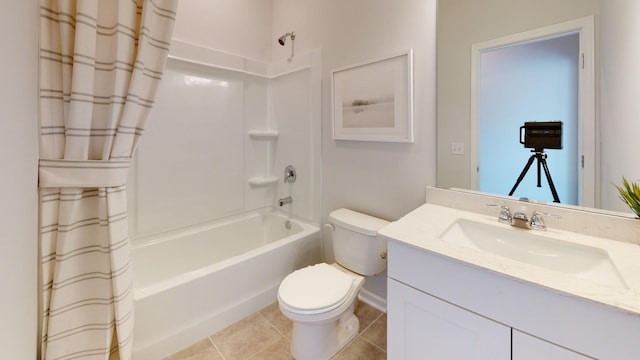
[332, 50, 413, 142]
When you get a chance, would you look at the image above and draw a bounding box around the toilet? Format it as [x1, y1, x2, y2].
[277, 208, 389, 360]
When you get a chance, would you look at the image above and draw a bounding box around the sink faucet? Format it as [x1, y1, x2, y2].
[511, 211, 530, 229]
[511, 210, 562, 230]
[278, 196, 292, 206]
[489, 203, 561, 231]
[498, 205, 512, 224]
[487, 204, 512, 224]
[529, 210, 562, 231]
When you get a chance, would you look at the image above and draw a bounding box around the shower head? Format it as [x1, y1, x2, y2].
[277, 32, 296, 61]
[278, 32, 296, 46]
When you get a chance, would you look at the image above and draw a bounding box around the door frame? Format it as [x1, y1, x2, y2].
[469, 16, 595, 207]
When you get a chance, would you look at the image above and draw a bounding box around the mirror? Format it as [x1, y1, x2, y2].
[436, 0, 639, 214]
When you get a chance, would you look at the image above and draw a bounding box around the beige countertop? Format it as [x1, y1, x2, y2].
[380, 202, 640, 316]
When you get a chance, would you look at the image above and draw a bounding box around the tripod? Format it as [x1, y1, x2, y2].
[508, 149, 560, 203]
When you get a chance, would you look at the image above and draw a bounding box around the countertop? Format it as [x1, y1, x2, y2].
[379, 203, 640, 316]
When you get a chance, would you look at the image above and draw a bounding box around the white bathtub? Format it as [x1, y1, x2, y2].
[131, 210, 321, 359]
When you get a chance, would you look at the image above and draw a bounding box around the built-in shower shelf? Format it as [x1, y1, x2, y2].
[248, 130, 279, 140]
[248, 176, 278, 187]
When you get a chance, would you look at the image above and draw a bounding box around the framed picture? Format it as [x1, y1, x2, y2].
[332, 49, 413, 142]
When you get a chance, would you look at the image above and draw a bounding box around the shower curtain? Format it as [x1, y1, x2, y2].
[38, 1, 177, 358]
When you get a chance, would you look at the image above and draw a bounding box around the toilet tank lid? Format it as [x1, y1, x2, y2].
[328, 208, 390, 236]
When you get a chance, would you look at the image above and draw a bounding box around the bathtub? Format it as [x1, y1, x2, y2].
[131, 210, 321, 359]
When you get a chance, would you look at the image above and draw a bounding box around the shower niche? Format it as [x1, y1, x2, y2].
[247, 130, 279, 187]
[128, 40, 321, 238]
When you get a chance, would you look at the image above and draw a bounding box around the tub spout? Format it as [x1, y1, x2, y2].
[279, 196, 292, 206]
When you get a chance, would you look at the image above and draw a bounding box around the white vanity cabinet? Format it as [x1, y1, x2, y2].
[387, 240, 598, 359]
[512, 330, 592, 360]
[382, 190, 640, 359]
[388, 278, 510, 359]
[388, 276, 593, 360]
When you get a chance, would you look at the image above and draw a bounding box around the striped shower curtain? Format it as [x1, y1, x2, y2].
[38, 1, 177, 358]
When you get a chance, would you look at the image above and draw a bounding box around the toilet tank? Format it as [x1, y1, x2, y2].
[328, 208, 390, 276]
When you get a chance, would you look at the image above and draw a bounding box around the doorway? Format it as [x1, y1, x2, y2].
[479, 34, 578, 204]
[469, 17, 595, 206]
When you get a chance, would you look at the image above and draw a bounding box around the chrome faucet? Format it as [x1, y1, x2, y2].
[278, 196, 292, 206]
[508, 209, 562, 230]
[529, 210, 561, 231]
[511, 211, 530, 229]
[498, 205, 512, 224]
[488, 203, 512, 224]
[489, 203, 560, 231]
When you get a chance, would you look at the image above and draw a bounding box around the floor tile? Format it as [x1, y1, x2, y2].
[169, 301, 387, 360]
[362, 313, 387, 351]
[211, 313, 283, 360]
[355, 301, 383, 333]
[249, 338, 294, 360]
[332, 337, 386, 360]
[163, 338, 223, 360]
[259, 302, 293, 340]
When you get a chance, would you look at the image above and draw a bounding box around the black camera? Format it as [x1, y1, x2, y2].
[520, 121, 562, 151]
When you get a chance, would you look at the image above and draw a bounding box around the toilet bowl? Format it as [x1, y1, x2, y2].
[277, 208, 389, 360]
[278, 263, 365, 360]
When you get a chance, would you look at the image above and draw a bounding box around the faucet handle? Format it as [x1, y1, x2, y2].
[284, 165, 296, 183]
[487, 203, 512, 224]
[530, 210, 561, 231]
[499, 205, 513, 224]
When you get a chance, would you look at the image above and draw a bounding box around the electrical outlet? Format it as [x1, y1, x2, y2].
[451, 142, 464, 155]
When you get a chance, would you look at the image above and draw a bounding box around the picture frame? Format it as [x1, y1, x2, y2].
[331, 49, 413, 142]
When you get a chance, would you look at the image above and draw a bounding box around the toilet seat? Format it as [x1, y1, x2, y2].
[278, 263, 354, 315]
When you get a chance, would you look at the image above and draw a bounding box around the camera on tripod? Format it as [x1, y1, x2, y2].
[520, 121, 562, 151]
[510, 121, 563, 203]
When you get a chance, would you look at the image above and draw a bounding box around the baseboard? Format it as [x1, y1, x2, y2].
[358, 288, 387, 313]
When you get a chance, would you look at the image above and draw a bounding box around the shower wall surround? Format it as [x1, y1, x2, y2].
[127, 40, 321, 239]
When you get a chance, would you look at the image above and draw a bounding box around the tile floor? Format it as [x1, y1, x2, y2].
[164, 300, 387, 360]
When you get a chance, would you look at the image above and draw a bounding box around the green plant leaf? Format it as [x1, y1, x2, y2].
[614, 177, 640, 217]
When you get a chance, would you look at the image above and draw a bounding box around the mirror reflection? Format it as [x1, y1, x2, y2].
[478, 37, 579, 205]
[436, 0, 640, 214]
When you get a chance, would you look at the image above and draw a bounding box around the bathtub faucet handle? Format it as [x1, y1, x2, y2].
[284, 165, 296, 183]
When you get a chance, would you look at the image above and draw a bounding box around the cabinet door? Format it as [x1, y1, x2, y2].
[512, 330, 593, 360]
[388, 279, 510, 360]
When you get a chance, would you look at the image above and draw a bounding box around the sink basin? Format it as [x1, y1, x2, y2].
[439, 219, 627, 289]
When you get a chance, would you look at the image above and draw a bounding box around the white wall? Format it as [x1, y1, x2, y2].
[272, 0, 438, 299]
[437, 0, 600, 191]
[0, 0, 38, 357]
[173, 0, 274, 63]
[599, 0, 640, 212]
